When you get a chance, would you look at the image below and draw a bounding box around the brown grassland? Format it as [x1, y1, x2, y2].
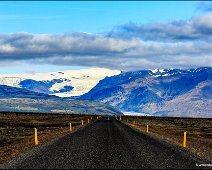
[0, 112, 211, 164]
[0, 112, 97, 164]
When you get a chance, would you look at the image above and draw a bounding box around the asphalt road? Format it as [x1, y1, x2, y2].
[1, 117, 209, 169]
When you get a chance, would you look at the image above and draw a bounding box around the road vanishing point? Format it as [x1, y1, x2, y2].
[1, 117, 210, 169]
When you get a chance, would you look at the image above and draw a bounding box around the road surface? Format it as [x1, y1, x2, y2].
[1, 117, 209, 169]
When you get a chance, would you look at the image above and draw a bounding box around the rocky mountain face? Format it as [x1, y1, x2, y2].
[79, 67, 212, 118]
[0, 85, 58, 99]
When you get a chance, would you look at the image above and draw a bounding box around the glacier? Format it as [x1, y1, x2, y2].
[0, 68, 121, 97]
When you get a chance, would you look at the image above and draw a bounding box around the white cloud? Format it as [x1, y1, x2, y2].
[109, 12, 212, 41]
[0, 13, 212, 70]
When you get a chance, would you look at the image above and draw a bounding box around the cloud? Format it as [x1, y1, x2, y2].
[193, 13, 212, 32]
[24, 69, 36, 75]
[0, 33, 209, 58]
[109, 13, 212, 41]
[0, 33, 137, 56]
[1, 12, 212, 70]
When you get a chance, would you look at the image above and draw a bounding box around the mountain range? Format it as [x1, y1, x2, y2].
[79, 67, 212, 118]
[0, 68, 121, 97]
[0, 67, 211, 117]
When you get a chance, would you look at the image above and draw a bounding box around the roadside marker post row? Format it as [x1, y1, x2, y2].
[34, 120, 187, 149]
[33, 117, 97, 147]
[129, 120, 187, 148]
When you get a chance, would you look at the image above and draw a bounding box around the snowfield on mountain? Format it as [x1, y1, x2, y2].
[0, 68, 121, 97]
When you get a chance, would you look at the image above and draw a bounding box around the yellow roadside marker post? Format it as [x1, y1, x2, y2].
[70, 123, 72, 132]
[183, 132, 187, 147]
[146, 125, 149, 133]
[88, 119, 90, 124]
[81, 120, 84, 125]
[34, 128, 38, 146]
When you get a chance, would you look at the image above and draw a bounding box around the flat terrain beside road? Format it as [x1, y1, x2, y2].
[123, 115, 212, 161]
[0, 112, 92, 164]
[1, 117, 209, 169]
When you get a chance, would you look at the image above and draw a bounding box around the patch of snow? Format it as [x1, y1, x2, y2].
[151, 69, 158, 74]
[123, 111, 152, 116]
[152, 75, 160, 78]
[159, 69, 165, 73]
[162, 73, 169, 77]
[151, 69, 165, 74]
[0, 77, 24, 87]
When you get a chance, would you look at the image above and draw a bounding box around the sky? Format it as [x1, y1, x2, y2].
[0, 1, 212, 74]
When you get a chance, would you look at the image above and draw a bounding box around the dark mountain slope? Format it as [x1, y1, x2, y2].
[79, 67, 212, 117]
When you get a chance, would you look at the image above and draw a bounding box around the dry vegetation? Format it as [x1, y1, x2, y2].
[1, 112, 211, 164]
[122, 116, 212, 162]
[0, 112, 97, 164]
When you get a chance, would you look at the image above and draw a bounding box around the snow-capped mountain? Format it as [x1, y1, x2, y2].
[79, 67, 212, 118]
[1, 67, 211, 117]
[0, 68, 121, 97]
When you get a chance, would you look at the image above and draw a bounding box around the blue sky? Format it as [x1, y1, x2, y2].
[0, 1, 199, 34]
[0, 1, 211, 74]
